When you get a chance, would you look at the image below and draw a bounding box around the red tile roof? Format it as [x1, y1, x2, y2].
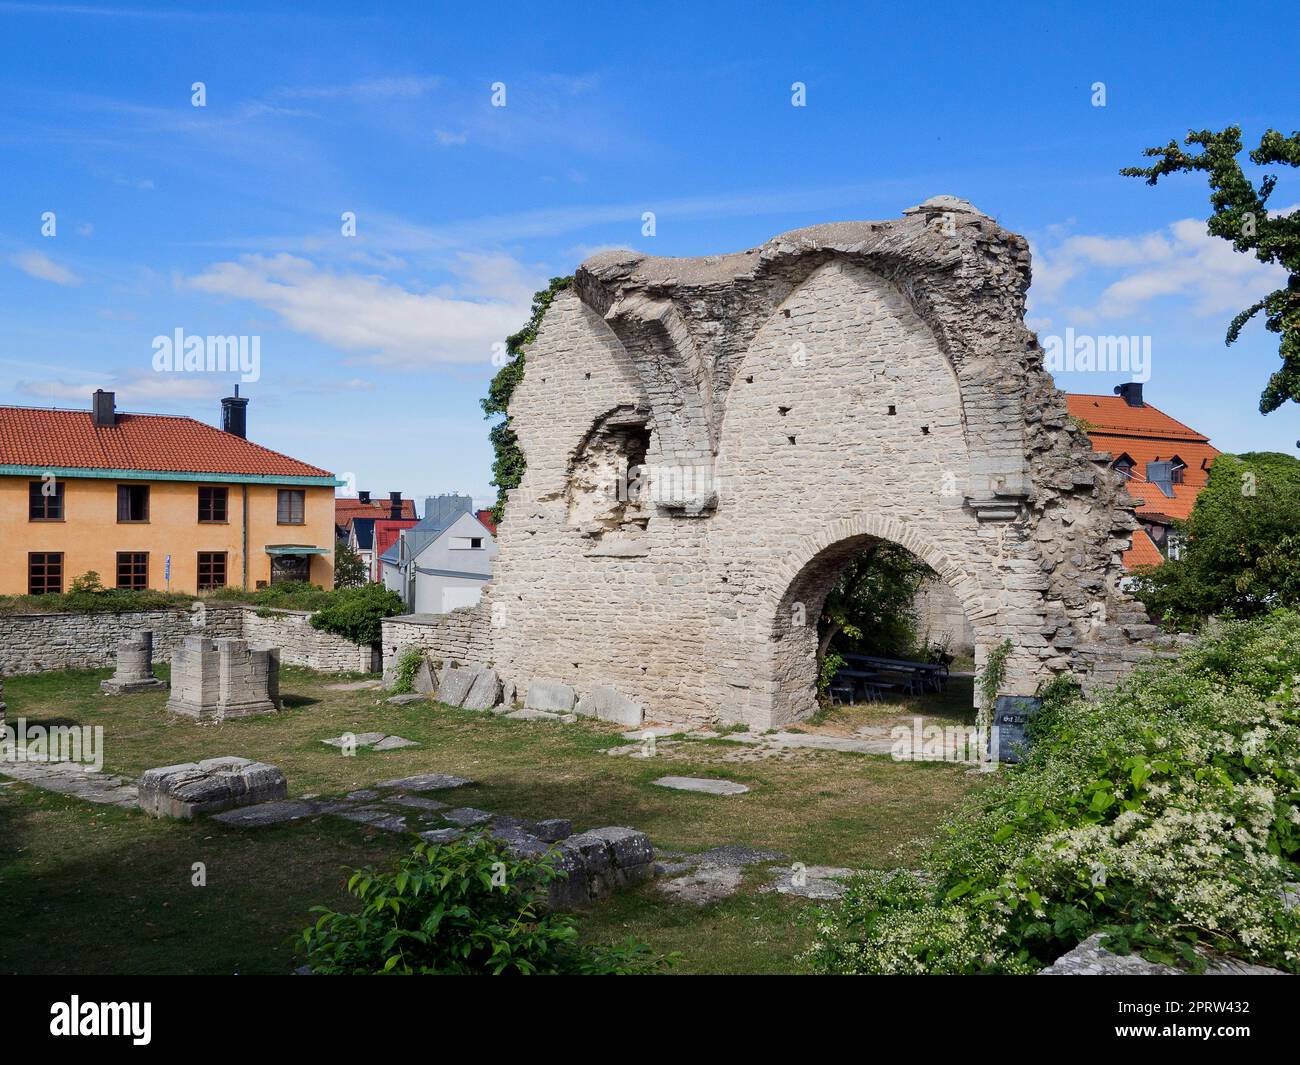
[1123, 527, 1164, 569]
[336, 497, 418, 525]
[0, 405, 332, 478]
[475, 509, 498, 534]
[373, 518, 420, 561]
[1066, 394, 1219, 523]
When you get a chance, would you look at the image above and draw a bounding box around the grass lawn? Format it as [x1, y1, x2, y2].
[0, 667, 984, 975]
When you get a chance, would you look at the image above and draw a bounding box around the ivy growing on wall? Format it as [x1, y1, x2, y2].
[481, 275, 574, 524]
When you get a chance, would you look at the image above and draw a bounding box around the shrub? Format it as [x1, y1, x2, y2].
[390, 646, 425, 694]
[804, 609, 1300, 974]
[300, 834, 661, 975]
[308, 583, 404, 644]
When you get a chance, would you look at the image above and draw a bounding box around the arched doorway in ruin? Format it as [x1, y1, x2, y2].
[755, 515, 994, 729]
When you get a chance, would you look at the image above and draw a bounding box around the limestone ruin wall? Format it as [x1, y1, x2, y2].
[402, 197, 1153, 728]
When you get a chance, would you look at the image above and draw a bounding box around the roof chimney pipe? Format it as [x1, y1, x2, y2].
[221, 385, 249, 438]
[92, 389, 116, 428]
[358, 490, 371, 505]
[389, 491, 402, 520]
[1114, 382, 1144, 407]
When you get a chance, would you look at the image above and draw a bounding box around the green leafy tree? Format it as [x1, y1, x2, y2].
[1133, 451, 1300, 628]
[817, 543, 936, 692]
[1122, 127, 1300, 413]
[333, 538, 368, 588]
[481, 276, 574, 523]
[309, 583, 405, 644]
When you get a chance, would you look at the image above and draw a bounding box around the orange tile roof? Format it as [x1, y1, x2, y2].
[336, 497, 418, 524]
[1123, 527, 1164, 569]
[0, 405, 333, 479]
[373, 518, 421, 561]
[1066, 394, 1219, 522]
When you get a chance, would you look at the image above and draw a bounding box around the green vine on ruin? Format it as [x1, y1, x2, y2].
[481, 276, 574, 524]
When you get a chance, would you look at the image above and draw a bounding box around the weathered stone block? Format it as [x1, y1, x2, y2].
[462, 668, 501, 711]
[101, 631, 165, 694]
[138, 757, 287, 820]
[437, 666, 479, 708]
[575, 684, 644, 727]
[525, 679, 576, 712]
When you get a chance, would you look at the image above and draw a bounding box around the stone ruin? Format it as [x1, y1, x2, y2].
[100, 631, 166, 694]
[166, 636, 281, 721]
[403, 197, 1156, 729]
[138, 756, 287, 819]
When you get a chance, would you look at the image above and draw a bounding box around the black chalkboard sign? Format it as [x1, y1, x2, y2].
[993, 695, 1042, 763]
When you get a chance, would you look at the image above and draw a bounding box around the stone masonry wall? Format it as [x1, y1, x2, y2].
[0, 604, 370, 676]
[464, 197, 1150, 728]
[381, 605, 492, 676]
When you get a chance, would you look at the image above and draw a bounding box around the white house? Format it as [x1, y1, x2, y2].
[380, 495, 497, 613]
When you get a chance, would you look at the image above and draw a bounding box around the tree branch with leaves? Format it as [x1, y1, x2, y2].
[1121, 126, 1300, 414]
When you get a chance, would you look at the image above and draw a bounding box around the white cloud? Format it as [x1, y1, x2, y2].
[10, 250, 81, 286]
[1029, 217, 1287, 327]
[182, 253, 535, 368]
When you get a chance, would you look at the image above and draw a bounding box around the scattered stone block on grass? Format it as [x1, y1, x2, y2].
[436, 666, 479, 708]
[412, 656, 438, 695]
[1040, 934, 1287, 975]
[505, 708, 576, 723]
[657, 866, 744, 905]
[385, 693, 427, 706]
[376, 772, 474, 792]
[462, 668, 501, 711]
[209, 799, 317, 827]
[371, 735, 419, 751]
[442, 807, 494, 827]
[419, 828, 464, 845]
[138, 757, 287, 820]
[524, 679, 576, 713]
[575, 685, 644, 727]
[321, 732, 386, 749]
[652, 775, 750, 796]
[100, 631, 166, 694]
[764, 865, 855, 900]
[384, 794, 449, 812]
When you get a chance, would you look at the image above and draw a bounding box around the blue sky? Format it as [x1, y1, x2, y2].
[2, 0, 1296, 507]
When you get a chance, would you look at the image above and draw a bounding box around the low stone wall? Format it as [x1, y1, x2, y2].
[242, 609, 372, 672]
[0, 604, 370, 676]
[0, 604, 243, 675]
[381, 604, 493, 677]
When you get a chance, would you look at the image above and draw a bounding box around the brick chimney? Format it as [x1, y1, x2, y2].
[389, 491, 402, 519]
[92, 389, 116, 427]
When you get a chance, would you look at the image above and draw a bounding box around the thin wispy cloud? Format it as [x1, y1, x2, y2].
[182, 253, 537, 369]
[10, 250, 82, 286]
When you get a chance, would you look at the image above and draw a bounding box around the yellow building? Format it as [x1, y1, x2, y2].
[0, 390, 340, 595]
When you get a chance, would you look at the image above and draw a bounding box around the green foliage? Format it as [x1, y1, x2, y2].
[1133, 451, 1300, 628]
[816, 543, 936, 693]
[205, 580, 336, 611]
[978, 638, 1014, 710]
[481, 276, 574, 523]
[0, 580, 196, 616]
[1122, 126, 1300, 414]
[308, 583, 405, 645]
[300, 834, 662, 975]
[333, 539, 368, 589]
[69, 571, 104, 594]
[804, 610, 1300, 974]
[390, 646, 425, 695]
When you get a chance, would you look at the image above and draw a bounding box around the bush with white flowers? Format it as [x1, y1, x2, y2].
[804, 609, 1300, 974]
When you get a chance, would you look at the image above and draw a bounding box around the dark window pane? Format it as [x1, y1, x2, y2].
[29, 480, 64, 520]
[115, 552, 148, 590]
[197, 552, 227, 591]
[28, 552, 63, 594]
[117, 484, 149, 522]
[198, 486, 228, 522]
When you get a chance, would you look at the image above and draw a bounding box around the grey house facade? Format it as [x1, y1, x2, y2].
[380, 495, 497, 614]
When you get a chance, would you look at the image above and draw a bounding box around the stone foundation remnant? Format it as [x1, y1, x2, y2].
[138, 756, 288, 819]
[101, 631, 166, 694]
[166, 636, 280, 721]
[397, 197, 1156, 729]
